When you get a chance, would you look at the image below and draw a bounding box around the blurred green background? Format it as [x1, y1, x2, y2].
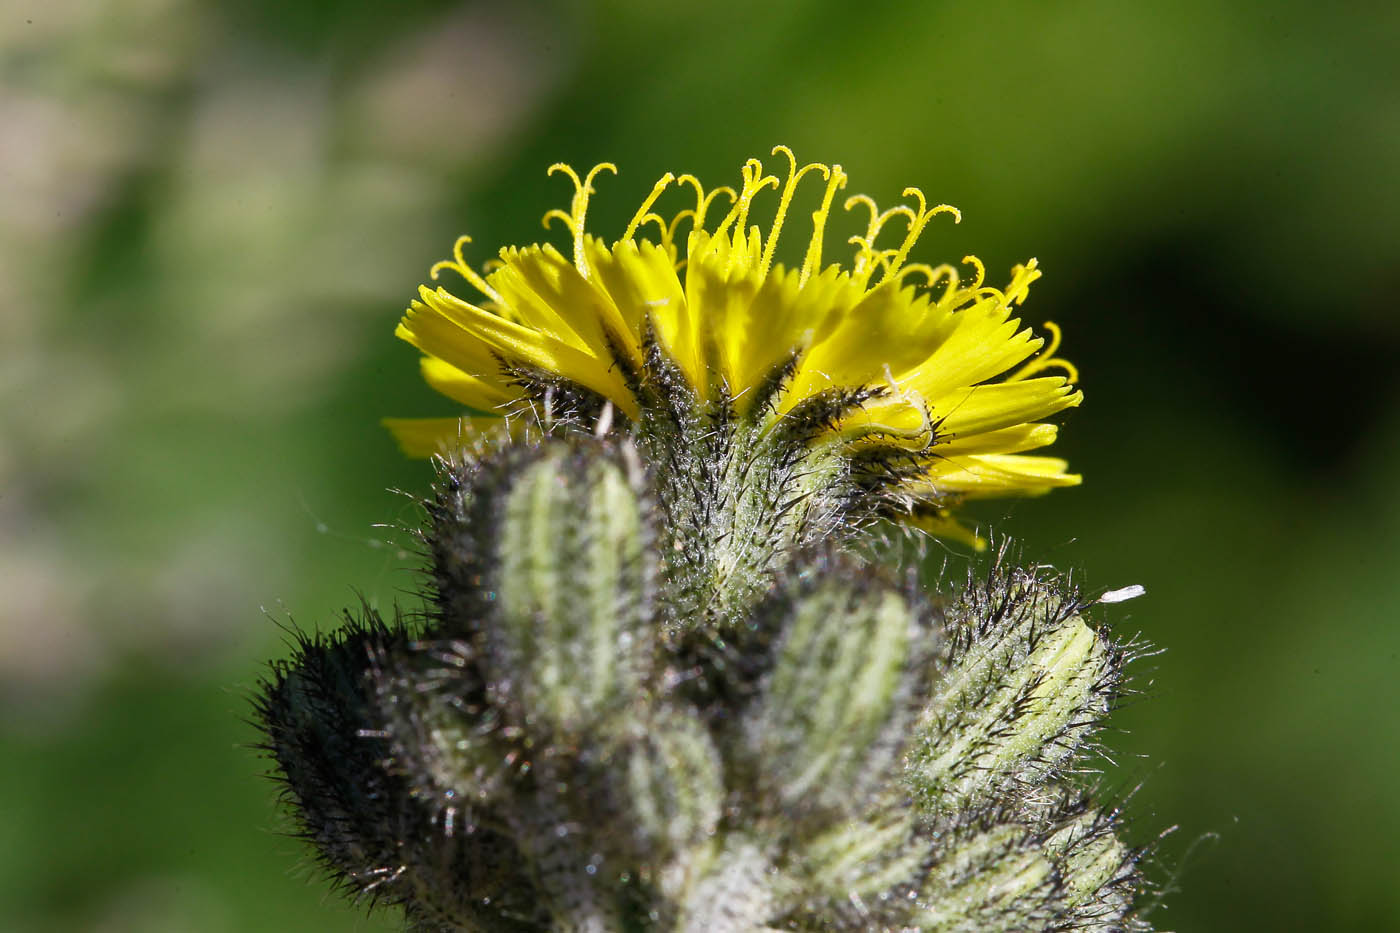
[2, 0, 1396, 929]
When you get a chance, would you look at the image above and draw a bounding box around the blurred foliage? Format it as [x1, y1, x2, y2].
[1, 0, 1395, 930]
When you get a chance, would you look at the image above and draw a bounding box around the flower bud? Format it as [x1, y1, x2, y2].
[430, 439, 655, 736]
[740, 569, 930, 819]
[255, 447, 1150, 931]
[908, 562, 1121, 815]
[917, 819, 1059, 931]
[909, 794, 1144, 933]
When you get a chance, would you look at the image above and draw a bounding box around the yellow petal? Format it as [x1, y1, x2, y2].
[396, 300, 506, 381]
[411, 287, 638, 418]
[833, 396, 932, 449]
[906, 509, 987, 551]
[585, 236, 685, 352]
[675, 229, 745, 396]
[717, 263, 865, 408]
[491, 242, 642, 367]
[923, 454, 1082, 497]
[795, 282, 938, 396]
[935, 422, 1061, 457]
[381, 416, 514, 458]
[418, 356, 517, 410]
[930, 378, 1082, 438]
[901, 300, 1042, 401]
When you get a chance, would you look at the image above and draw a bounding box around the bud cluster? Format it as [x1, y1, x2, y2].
[255, 431, 1149, 931]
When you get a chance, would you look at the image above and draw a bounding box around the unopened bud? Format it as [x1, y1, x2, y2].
[908, 564, 1121, 815]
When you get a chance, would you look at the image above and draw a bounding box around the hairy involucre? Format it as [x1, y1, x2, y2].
[254, 436, 1149, 931]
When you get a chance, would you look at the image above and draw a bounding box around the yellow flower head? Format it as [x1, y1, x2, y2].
[387, 147, 1081, 546]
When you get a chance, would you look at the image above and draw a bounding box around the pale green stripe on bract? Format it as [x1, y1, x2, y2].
[916, 823, 1058, 932]
[495, 448, 647, 733]
[748, 582, 915, 813]
[625, 708, 724, 861]
[909, 603, 1112, 815]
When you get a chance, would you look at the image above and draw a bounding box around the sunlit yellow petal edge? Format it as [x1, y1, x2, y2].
[387, 147, 1083, 537]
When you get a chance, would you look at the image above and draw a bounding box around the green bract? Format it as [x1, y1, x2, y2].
[255, 435, 1149, 931]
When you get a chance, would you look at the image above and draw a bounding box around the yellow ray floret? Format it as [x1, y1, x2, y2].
[388, 147, 1082, 509]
